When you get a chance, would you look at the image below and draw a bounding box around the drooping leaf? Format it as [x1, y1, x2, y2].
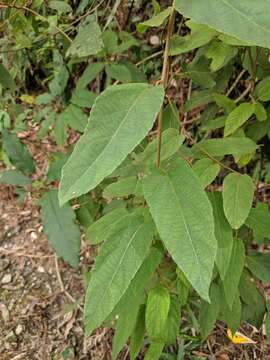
[224, 103, 254, 137]
[0, 170, 32, 186]
[219, 290, 242, 333]
[175, 0, 270, 49]
[247, 252, 270, 285]
[208, 192, 233, 280]
[163, 296, 181, 344]
[192, 137, 258, 159]
[145, 285, 170, 341]
[239, 272, 265, 328]
[192, 158, 220, 188]
[222, 173, 254, 229]
[112, 299, 141, 360]
[2, 129, 36, 174]
[199, 283, 221, 339]
[67, 21, 103, 58]
[143, 157, 217, 300]
[86, 207, 128, 245]
[0, 63, 16, 90]
[130, 306, 146, 360]
[144, 342, 164, 360]
[222, 239, 245, 309]
[40, 189, 81, 268]
[84, 214, 154, 335]
[111, 248, 162, 359]
[59, 84, 164, 205]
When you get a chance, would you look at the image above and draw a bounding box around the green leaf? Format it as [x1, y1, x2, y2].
[265, 314, 270, 343]
[207, 41, 237, 72]
[137, 7, 172, 32]
[112, 300, 141, 360]
[144, 342, 164, 360]
[163, 296, 180, 344]
[103, 177, 141, 198]
[60, 104, 88, 133]
[0, 170, 31, 186]
[183, 69, 216, 89]
[49, 0, 72, 13]
[222, 173, 254, 229]
[163, 102, 179, 130]
[2, 130, 36, 174]
[146, 285, 170, 341]
[130, 306, 146, 360]
[111, 247, 162, 360]
[76, 62, 104, 90]
[192, 138, 258, 159]
[84, 214, 154, 335]
[71, 89, 97, 108]
[199, 283, 221, 339]
[86, 207, 128, 245]
[208, 192, 233, 280]
[175, 0, 270, 49]
[222, 239, 245, 309]
[40, 189, 80, 268]
[245, 203, 270, 241]
[170, 24, 216, 55]
[113, 247, 163, 317]
[224, 103, 254, 137]
[59, 84, 164, 205]
[254, 102, 267, 121]
[47, 152, 69, 182]
[247, 252, 270, 285]
[254, 76, 270, 101]
[192, 158, 220, 188]
[138, 128, 185, 165]
[239, 272, 265, 328]
[184, 90, 214, 112]
[143, 157, 217, 300]
[105, 64, 133, 83]
[0, 64, 15, 90]
[219, 290, 241, 333]
[67, 21, 103, 58]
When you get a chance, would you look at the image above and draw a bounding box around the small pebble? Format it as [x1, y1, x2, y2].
[37, 266, 45, 273]
[2, 274, 12, 284]
[30, 231, 38, 240]
[150, 35, 160, 45]
[15, 324, 23, 336]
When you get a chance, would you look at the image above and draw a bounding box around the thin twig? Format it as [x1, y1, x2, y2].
[156, 2, 175, 167]
[54, 256, 83, 312]
[226, 69, 246, 97]
[234, 83, 252, 103]
[135, 50, 163, 67]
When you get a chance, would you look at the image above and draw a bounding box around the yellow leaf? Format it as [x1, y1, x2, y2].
[227, 329, 256, 344]
[20, 95, 35, 104]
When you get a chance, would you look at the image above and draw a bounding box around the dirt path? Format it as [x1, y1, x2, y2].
[0, 185, 113, 360]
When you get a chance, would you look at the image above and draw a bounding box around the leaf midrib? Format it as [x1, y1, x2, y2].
[166, 175, 205, 288]
[66, 87, 150, 196]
